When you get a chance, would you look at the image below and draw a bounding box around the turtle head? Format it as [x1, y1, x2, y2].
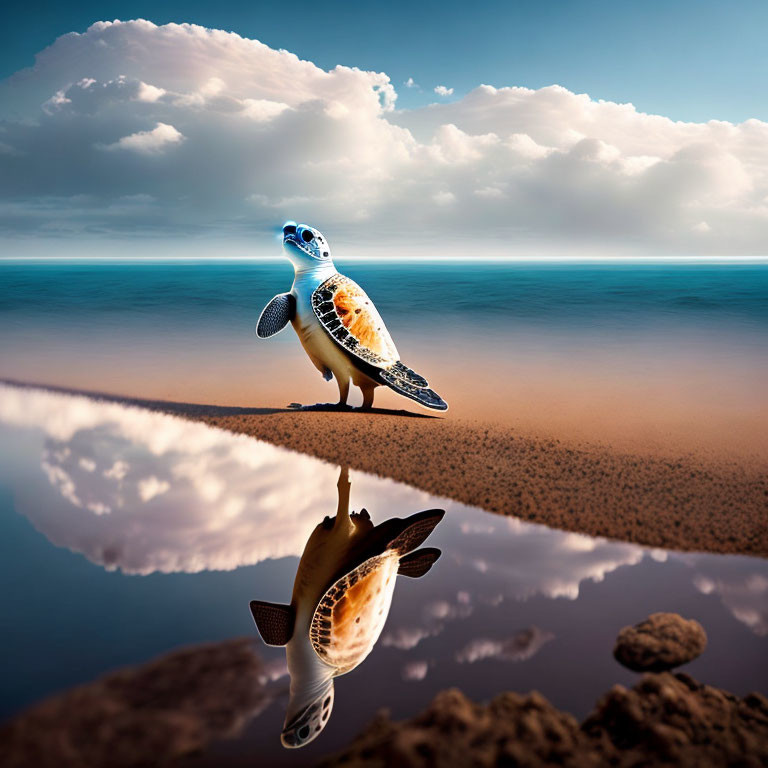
[281, 679, 334, 748]
[282, 221, 333, 268]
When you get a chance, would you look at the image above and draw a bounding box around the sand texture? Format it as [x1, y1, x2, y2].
[5, 381, 767, 557]
[189, 407, 768, 558]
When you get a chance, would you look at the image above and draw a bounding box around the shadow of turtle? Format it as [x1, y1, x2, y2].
[0, 379, 440, 420]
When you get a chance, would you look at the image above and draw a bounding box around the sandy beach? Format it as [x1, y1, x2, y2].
[187, 408, 768, 558]
[8, 380, 766, 558]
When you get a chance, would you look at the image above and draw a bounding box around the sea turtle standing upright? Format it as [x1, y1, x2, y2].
[256, 222, 448, 411]
[249, 467, 444, 748]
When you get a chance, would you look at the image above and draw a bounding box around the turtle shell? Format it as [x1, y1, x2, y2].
[311, 274, 399, 368]
[310, 552, 399, 674]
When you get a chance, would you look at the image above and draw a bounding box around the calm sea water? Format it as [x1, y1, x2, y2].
[2, 259, 767, 452]
[0, 384, 766, 766]
[2, 260, 768, 335]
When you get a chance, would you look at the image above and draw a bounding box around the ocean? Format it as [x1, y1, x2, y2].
[1, 260, 767, 455]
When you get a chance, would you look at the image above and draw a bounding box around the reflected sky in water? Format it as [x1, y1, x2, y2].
[0, 383, 766, 765]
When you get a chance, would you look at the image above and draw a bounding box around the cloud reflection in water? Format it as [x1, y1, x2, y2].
[1, 383, 767, 646]
[0, 384, 339, 573]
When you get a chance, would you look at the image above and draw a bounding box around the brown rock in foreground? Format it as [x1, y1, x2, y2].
[320, 674, 768, 768]
[614, 613, 707, 672]
[584, 674, 768, 767]
[320, 688, 601, 768]
[0, 638, 268, 768]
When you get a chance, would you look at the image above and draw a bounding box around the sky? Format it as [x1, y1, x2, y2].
[3, 0, 768, 123]
[1, 1, 768, 257]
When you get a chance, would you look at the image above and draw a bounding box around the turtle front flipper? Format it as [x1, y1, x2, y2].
[256, 293, 295, 338]
[249, 600, 295, 646]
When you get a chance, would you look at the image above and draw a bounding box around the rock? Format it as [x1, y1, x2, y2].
[321, 673, 768, 768]
[0, 638, 270, 768]
[613, 613, 706, 672]
[318, 688, 603, 768]
[583, 672, 768, 767]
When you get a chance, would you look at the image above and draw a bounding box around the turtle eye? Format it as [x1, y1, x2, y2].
[283, 224, 296, 235]
[301, 229, 314, 243]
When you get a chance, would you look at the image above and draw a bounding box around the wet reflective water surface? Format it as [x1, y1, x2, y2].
[1, 383, 767, 765]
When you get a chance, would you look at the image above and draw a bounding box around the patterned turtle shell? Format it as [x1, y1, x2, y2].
[309, 551, 400, 675]
[311, 274, 399, 369]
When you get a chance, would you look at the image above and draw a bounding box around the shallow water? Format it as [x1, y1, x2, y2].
[1, 260, 767, 456]
[1, 384, 766, 764]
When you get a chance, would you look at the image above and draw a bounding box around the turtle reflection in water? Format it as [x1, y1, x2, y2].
[249, 467, 444, 748]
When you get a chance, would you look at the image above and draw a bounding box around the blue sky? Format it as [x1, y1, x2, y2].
[3, 0, 767, 123]
[1, 3, 768, 256]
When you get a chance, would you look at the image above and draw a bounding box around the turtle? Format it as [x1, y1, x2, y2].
[256, 221, 448, 411]
[249, 466, 444, 748]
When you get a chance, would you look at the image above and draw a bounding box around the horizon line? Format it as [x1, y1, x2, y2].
[2, 255, 768, 265]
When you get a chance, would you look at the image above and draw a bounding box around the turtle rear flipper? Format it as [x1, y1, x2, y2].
[389, 361, 429, 388]
[387, 509, 445, 555]
[398, 547, 442, 578]
[379, 369, 448, 411]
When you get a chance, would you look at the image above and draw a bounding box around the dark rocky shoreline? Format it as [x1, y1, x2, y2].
[2, 615, 766, 767]
[320, 613, 767, 767]
[320, 672, 768, 768]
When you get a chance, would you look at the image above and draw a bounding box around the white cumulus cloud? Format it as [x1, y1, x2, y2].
[456, 626, 554, 664]
[135, 81, 166, 103]
[137, 475, 171, 501]
[402, 660, 429, 681]
[102, 122, 184, 154]
[1, 19, 768, 255]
